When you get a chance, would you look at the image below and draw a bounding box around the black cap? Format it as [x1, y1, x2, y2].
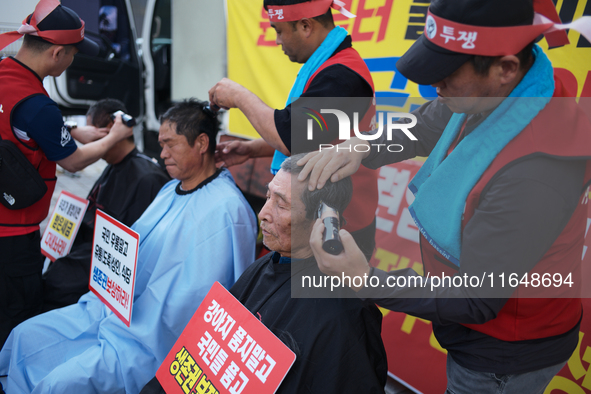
[34, 4, 99, 56]
[396, 0, 534, 85]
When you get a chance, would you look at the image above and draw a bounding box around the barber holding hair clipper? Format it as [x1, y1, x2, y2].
[0, 0, 133, 348]
[304, 0, 591, 392]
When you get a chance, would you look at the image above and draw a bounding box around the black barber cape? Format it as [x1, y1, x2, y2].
[141, 252, 388, 394]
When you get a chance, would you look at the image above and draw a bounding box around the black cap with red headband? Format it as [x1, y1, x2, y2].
[397, 0, 591, 86]
[0, 0, 99, 57]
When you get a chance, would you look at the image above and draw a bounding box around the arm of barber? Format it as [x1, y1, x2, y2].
[298, 99, 452, 190]
[69, 125, 109, 144]
[57, 114, 132, 172]
[215, 138, 276, 167]
[310, 156, 584, 325]
[209, 78, 290, 161]
[210, 66, 377, 167]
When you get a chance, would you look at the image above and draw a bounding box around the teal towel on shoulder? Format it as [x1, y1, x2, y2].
[408, 44, 555, 266]
[271, 26, 349, 174]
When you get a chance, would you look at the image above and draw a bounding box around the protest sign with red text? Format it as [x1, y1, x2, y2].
[89, 209, 139, 327]
[157, 281, 296, 394]
[41, 191, 88, 262]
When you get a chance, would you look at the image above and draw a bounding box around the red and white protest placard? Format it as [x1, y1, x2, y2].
[156, 281, 296, 394]
[41, 191, 89, 262]
[89, 209, 139, 327]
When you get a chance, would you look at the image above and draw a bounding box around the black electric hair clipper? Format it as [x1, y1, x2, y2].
[110, 110, 136, 127]
[317, 201, 343, 255]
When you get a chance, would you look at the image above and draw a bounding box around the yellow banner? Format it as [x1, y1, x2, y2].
[226, 0, 591, 139]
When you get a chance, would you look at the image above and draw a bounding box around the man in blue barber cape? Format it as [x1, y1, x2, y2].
[0, 100, 258, 394]
[209, 0, 379, 260]
[297, 0, 591, 392]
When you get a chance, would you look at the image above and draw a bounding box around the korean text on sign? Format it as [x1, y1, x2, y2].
[41, 191, 89, 262]
[89, 210, 139, 327]
[156, 282, 296, 394]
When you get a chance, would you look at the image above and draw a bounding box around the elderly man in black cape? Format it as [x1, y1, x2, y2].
[141, 153, 387, 393]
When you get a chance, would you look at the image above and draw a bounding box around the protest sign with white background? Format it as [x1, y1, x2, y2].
[89, 209, 139, 327]
[41, 190, 88, 262]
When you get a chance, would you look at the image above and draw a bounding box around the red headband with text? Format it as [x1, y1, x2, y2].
[267, 0, 355, 22]
[0, 0, 85, 51]
[423, 9, 591, 56]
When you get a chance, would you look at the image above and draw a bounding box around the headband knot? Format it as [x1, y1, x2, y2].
[17, 24, 38, 36]
[0, 0, 97, 56]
